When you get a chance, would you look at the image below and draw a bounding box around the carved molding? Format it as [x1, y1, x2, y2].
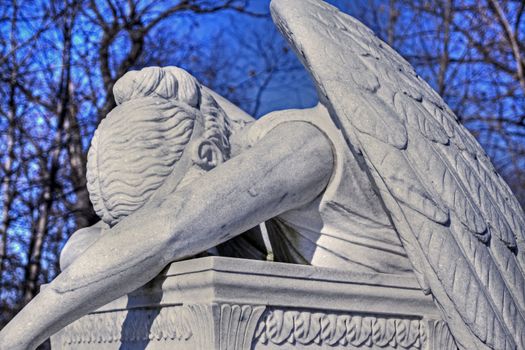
[254, 308, 428, 349]
[220, 304, 267, 349]
[60, 305, 195, 345]
[55, 303, 445, 349]
[55, 303, 266, 350]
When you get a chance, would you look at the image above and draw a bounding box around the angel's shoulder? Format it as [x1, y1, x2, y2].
[238, 104, 335, 150]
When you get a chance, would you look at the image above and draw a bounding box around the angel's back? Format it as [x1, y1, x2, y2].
[228, 104, 414, 274]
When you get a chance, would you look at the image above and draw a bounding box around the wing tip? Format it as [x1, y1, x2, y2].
[271, 0, 337, 23]
[270, 0, 301, 17]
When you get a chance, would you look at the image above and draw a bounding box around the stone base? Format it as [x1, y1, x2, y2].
[50, 257, 456, 349]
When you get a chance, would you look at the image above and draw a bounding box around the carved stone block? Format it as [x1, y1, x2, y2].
[50, 257, 453, 349]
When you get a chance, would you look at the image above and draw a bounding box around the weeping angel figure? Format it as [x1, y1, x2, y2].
[2, 0, 525, 349]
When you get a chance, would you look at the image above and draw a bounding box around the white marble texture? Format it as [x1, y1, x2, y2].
[0, 1, 524, 349]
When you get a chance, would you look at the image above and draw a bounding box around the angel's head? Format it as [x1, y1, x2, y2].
[86, 66, 232, 226]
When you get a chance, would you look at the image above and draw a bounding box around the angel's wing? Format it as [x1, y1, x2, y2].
[270, 0, 525, 349]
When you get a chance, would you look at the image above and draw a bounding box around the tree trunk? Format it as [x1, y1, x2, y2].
[23, 6, 76, 303]
[64, 90, 98, 229]
[0, 0, 19, 294]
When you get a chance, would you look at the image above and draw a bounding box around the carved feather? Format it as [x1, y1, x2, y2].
[358, 133, 449, 225]
[271, 0, 525, 348]
[341, 89, 407, 150]
[404, 130, 488, 237]
[393, 93, 449, 145]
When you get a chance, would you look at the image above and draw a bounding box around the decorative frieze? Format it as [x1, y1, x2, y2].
[55, 305, 443, 349]
[59, 305, 196, 346]
[254, 308, 427, 349]
[54, 303, 266, 350]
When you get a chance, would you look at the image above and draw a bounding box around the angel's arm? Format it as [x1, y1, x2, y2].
[0, 120, 334, 350]
[59, 221, 106, 270]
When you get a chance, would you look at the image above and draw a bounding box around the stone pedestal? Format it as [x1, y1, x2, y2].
[50, 257, 455, 349]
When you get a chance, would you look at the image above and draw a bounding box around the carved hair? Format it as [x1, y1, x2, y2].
[87, 67, 232, 226]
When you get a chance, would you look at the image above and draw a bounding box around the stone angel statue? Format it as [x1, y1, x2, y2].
[1, 0, 525, 349]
